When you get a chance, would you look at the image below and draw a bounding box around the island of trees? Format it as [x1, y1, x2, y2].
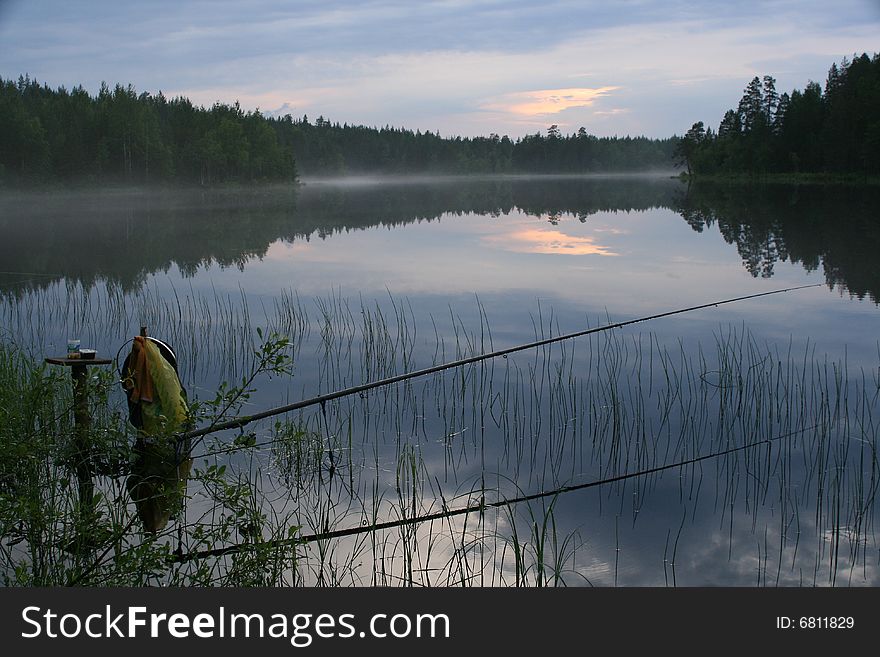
[0, 76, 675, 184]
[676, 52, 879, 178]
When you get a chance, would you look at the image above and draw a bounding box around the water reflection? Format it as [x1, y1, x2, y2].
[675, 181, 880, 302]
[0, 177, 673, 293]
[485, 226, 619, 256]
[1, 177, 877, 303]
[2, 176, 878, 586]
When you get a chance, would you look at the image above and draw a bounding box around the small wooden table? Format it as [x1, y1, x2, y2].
[44, 357, 113, 439]
[45, 355, 113, 367]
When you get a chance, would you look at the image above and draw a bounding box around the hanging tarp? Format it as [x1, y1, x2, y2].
[122, 336, 188, 434]
[121, 336, 192, 533]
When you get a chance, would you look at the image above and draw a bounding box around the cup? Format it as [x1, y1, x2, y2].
[67, 338, 81, 356]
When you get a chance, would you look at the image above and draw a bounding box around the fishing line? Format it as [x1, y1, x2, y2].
[180, 283, 823, 451]
[172, 423, 818, 563]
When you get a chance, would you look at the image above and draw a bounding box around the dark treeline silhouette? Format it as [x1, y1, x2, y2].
[0, 76, 297, 184]
[291, 118, 677, 174]
[0, 75, 676, 182]
[676, 53, 880, 177]
[675, 181, 880, 302]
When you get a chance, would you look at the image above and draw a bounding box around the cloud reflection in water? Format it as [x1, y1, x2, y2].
[485, 227, 619, 256]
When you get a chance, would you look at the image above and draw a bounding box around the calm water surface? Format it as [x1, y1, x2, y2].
[2, 176, 878, 585]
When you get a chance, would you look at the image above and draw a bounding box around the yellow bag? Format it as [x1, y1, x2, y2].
[138, 338, 188, 435]
[122, 336, 192, 533]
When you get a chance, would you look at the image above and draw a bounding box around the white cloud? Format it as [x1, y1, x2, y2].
[1, 1, 877, 137]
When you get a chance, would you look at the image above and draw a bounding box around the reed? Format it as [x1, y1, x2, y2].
[1, 285, 878, 586]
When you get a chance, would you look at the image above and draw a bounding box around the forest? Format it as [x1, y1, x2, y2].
[290, 119, 677, 175]
[6, 53, 875, 184]
[0, 76, 676, 183]
[0, 78, 298, 184]
[676, 52, 880, 178]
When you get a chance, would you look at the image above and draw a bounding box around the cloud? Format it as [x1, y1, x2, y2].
[484, 86, 620, 117]
[593, 108, 630, 117]
[485, 228, 619, 256]
[1, 0, 878, 138]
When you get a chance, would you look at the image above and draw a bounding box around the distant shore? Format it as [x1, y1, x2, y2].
[676, 172, 880, 185]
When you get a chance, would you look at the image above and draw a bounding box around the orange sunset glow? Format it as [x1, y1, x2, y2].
[486, 228, 619, 256]
[485, 86, 620, 117]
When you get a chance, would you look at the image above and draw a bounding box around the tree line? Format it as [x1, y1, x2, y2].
[0, 76, 297, 184]
[0, 75, 676, 183]
[676, 53, 880, 177]
[289, 118, 677, 174]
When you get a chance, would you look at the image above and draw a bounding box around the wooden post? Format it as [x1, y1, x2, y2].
[45, 353, 112, 552]
[71, 361, 94, 526]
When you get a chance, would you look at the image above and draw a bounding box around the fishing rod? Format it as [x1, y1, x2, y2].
[179, 282, 822, 447]
[172, 424, 817, 563]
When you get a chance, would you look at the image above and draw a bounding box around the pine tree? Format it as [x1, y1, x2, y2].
[738, 77, 764, 132]
[762, 76, 779, 124]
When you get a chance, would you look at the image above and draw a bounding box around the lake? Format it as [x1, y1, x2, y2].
[2, 175, 878, 586]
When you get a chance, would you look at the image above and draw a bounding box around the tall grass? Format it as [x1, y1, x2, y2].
[1, 285, 878, 586]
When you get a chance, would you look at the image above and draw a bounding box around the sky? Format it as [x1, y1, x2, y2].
[0, 0, 878, 139]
